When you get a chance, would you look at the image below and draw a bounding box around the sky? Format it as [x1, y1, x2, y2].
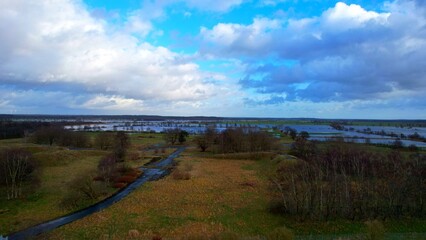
[0, 0, 425, 119]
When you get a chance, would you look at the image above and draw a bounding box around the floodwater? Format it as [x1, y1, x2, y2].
[64, 120, 426, 148]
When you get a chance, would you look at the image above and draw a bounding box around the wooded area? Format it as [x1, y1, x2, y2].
[272, 139, 425, 220]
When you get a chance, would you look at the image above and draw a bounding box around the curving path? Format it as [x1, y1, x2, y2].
[6, 147, 186, 240]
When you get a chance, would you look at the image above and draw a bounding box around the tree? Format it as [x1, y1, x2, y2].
[298, 131, 310, 139]
[194, 126, 217, 152]
[94, 132, 115, 150]
[97, 154, 118, 182]
[194, 136, 208, 152]
[163, 128, 182, 145]
[163, 128, 179, 145]
[58, 131, 89, 148]
[0, 148, 36, 199]
[391, 139, 404, 149]
[178, 130, 189, 144]
[113, 132, 130, 162]
[31, 126, 64, 145]
[283, 127, 298, 140]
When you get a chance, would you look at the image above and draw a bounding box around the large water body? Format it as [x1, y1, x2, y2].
[64, 120, 426, 148]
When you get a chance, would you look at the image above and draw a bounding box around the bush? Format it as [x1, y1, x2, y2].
[113, 182, 127, 188]
[127, 152, 140, 161]
[93, 176, 105, 181]
[408, 144, 419, 152]
[172, 169, 191, 180]
[115, 175, 136, 184]
[365, 220, 385, 240]
[266, 227, 294, 240]
[275, 141, 426, 220]
[98, 155, 118, 182]
[268, 200, 288, 215]
[124, 170, 140, 178]
[60, 175, 108, 210]
[94, 132, 114, 150]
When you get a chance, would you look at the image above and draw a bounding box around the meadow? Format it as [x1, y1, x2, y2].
[1, 119, 425, 239]
[0, 132, 167, 235]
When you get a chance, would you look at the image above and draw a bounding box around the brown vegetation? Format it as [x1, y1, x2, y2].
[272, 140, 426, 220]
[31, 126, 89, 148]
[163, 128, 189, 145]
[0, 148, 37, 199]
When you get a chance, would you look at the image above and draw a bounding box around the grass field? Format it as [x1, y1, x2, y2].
[1, 133, 425, 239]
[40, 146, 426, 239]
[41, 147, 286, 239]
[0, 132, 166, 235]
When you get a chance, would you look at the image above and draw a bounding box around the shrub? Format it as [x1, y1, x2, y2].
[365, 220, 385, 240]
[94, 132, 114, 150]
[116, 163, 133, 174]
[98, 155, 118, 182]
[93, 176, 105, 181]
[172, 169, 191, 180]
[408, 144, 418, 152]
[268, 201, 288, 215]
[127, 152, 140, 161]
[128, 229, 140, 239]
[266, 227, 294, 240]
[113, 182, 127, 188]
[124, 170, 140, 178]
[115, 175, 136, 184]
[60, 175, 108, 210]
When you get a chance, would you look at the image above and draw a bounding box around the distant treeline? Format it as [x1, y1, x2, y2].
[194, 127, 279, 153]
[0, 121, 51, 139]
[271, 139, 425, 221]
[0, 120, 95, 140]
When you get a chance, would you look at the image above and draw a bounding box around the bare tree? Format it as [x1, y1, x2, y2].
[194, 126, 217, 152]
[31, 126, 64, 145]
[94, 132, 115, 150]
[113, 132, 130, 162]
[0, 148, 36, 199]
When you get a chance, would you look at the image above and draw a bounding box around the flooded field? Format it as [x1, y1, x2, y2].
[60, 118, 426, 148]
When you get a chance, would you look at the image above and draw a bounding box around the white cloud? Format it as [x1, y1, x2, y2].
[200, 1, 426, 107]
[322, 2, 390, 31]
[80, 95, 145, 111]
[200, 17, 282, 54]
[0, 0, 218, 107]
[125, 14, 153, 37]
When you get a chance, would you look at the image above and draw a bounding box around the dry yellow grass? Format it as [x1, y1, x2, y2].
[42, 151, 283, 239]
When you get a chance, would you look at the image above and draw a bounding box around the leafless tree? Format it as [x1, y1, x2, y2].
[0, 148, 36, 199]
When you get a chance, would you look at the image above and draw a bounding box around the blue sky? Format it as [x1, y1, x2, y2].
[1, 0, 425, 118]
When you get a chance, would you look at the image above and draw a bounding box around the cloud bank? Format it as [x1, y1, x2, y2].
[1, 0, 425, 118]
[0, 0, 224, 114]
[201, 1, 426, 107]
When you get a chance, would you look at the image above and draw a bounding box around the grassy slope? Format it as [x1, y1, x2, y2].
[43, 144, 425, 239]
[0, 133, 166, 235]
[2, 134, 425, 239]
[0, 139, 107, 234]
[42, 147, 286, 239]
